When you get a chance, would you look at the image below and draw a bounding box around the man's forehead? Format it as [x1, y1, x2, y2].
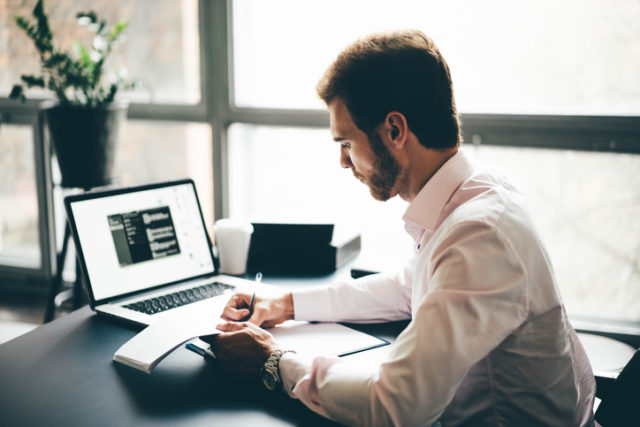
[328, 99, 357, 140]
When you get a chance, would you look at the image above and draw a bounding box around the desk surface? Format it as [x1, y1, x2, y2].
[0, 286, 406, 426]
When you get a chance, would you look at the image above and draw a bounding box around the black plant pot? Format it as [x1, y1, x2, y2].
[42, 101, 127, 189]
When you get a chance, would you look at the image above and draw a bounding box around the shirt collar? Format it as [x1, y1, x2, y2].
[402, 150, 474, 237]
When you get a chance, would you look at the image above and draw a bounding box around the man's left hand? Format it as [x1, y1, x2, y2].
[202, 321, 280, 377]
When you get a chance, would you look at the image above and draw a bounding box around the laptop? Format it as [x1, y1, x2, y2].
[64, 179, 251, 327]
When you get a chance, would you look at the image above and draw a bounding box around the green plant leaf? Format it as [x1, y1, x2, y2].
[108, 20, 129, 43]
[76, 11, 97, 24]
[76, 43, 93, 69]
[14, 17, 42, 54]
[11, 1, 139, 106]
[9, 85, 25, 100]
[43, 51, 68, 69]
[104, 83, 118, 104]
[13, 16, 31, 32]
[32, 0, 53, 53]
[92, 58, 105, 87]
[21, 75, 46, 88]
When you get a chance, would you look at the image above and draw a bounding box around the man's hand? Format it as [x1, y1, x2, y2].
[202, 321, 280, 377]
[222, 291, 294, 328]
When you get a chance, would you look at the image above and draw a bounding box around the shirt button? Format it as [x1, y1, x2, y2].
[417, 244, 421, 250]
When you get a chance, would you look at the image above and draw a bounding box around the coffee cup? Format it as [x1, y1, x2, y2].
[213, 219, 253, 275]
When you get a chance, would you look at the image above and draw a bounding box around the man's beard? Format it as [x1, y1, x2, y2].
[353, 131, 401, 201]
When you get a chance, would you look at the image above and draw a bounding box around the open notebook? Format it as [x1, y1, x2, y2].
[113, 305, 389, 373]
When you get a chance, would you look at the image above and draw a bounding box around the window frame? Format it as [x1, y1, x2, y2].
[217, 1, 640, 339]
[0, 0, 638, 340]
[0, 102, 56, 287]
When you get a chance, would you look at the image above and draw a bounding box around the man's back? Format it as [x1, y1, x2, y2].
[283, 152, 596, 426]
[412, 158, 596, 425]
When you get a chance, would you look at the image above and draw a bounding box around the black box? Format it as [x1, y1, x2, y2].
[247, 223, 361, 275]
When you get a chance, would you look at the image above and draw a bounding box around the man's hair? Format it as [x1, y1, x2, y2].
[317, 30, 461, 149]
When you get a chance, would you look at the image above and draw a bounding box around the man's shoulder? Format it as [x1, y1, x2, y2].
[449, 172, 521, 222]
[436, 171, 536, 244]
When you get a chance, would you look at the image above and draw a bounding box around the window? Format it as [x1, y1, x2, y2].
[0, 122, 40, 268]
[1, 1, 638, 331]
[2, 0, 201, 104]
[1, 0, 208, 287]
[465, 145, 640, 322]
[232, 0, 640, 115]
[227, 124, 413, 264]
[229, 0, 640, 327]
[113, 121, 213, 230]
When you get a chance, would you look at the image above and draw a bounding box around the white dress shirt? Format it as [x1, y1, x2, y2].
[279, 151, 595, 426]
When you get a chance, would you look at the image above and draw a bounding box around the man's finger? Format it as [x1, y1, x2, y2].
[222, 306, 250, 321]
[247, 304, 268, 325]
[216, 321, 247, 332]
[223, 293, 252, 310]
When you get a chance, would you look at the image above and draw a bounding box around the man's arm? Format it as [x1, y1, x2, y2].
[221, 260, 414, 327]
[280, 221, 528, 425]
[292, 267, 413, 324]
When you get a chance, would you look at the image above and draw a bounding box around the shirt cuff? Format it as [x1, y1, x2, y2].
[279, 352, 312, 398]
[292, 286, 334, 322]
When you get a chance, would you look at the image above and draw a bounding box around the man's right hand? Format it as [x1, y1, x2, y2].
[221, 291, 294, 328]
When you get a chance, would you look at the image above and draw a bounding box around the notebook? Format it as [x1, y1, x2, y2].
[65, 179, 253, 327]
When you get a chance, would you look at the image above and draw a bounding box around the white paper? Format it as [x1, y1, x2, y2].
[268, 320, 388, 357]
[113, 298, 226, 373]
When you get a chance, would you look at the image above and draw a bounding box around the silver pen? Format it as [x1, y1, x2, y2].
[248, 272, 262, 316]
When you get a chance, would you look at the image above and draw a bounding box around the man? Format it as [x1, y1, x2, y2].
[205, 30, 595, 426]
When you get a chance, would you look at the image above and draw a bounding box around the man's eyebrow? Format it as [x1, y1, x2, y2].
[333, 136, 346, 142]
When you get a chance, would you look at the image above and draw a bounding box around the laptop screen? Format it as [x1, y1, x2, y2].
[67, 181, 215, 302]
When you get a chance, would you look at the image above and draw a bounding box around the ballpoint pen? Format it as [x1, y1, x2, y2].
[248, 272, 262, 317]
[185, 342, 216, 359]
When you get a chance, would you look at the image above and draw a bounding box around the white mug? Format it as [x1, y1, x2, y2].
[213, 219, 253, 275]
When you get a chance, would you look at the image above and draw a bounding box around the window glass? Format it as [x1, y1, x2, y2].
[114, 121, 214, 230]
[229, 124, 640, 322]
[227, 124, 414, 268]
[233, 0, 640, 115]
[466, 145, 640, 322]
[0, 123, 40, 268]
[2, 0, 200, 104]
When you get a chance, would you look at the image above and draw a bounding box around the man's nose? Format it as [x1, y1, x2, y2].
[340, 150, 354, 169]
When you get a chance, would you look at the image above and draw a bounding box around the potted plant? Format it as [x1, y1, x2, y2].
[10, 0, 138, 189]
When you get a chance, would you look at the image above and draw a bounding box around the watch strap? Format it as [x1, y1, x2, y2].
[261, 349, 296, 391]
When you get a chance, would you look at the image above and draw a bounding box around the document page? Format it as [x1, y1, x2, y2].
[268, 320, 388, 357]
[113, 302, 388, 374]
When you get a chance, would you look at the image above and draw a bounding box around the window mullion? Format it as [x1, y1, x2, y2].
[201, 0, 233, 221]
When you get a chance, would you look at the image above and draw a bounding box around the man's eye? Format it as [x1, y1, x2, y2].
[341, 142, 351, 149]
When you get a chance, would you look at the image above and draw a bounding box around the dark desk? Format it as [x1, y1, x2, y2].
[0, 296, 406, 426]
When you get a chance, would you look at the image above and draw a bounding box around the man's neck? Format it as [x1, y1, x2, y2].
[398, 146, 458, 202]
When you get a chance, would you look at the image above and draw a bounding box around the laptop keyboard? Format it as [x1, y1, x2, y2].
[123, 281, 235, 315]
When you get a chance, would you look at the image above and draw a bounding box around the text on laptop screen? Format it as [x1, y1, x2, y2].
[70, 183, 215, 301]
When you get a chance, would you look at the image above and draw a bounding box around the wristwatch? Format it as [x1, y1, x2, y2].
[261, 349, 296, 391]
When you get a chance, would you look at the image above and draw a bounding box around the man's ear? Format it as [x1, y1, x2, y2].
[384, 111, 408, 149]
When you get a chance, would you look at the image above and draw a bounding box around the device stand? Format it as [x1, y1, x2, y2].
[44, 221, 85, 323]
